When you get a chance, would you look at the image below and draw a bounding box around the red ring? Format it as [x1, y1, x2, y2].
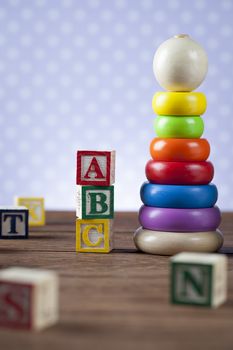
[145, 160, 214, 185]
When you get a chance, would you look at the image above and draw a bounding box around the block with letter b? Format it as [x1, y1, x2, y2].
[170, 252, 227, 308]
[76, 185, 114, 219]
[76, 219, 113, 253]
[14, 197, 45, 226]
[0, 267, 58, 330]
[76, 150, 115, 186]
[0, 207, 29, 239]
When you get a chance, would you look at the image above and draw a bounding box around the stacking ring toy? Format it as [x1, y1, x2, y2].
[154, 116, 204, 138]
[150, 138, 210, 161]
[146, 160, 214, 185]
[140, 182, 218, 208]
[152, 92, 207, 116]
[139, 206, 221, 232]
[134, 228, 223, 255]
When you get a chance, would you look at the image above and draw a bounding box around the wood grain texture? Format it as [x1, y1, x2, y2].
[0, 211, 232, 350]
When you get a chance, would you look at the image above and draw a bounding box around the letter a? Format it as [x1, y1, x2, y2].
[84, 157, 104, 179]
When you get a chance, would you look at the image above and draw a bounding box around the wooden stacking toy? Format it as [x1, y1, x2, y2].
[76, 150, 115, 253]
[0, 206, 29, 239]
[134, 34, 223, 255]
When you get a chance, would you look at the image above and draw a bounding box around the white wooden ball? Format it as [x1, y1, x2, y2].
[153, 34, 208, 92]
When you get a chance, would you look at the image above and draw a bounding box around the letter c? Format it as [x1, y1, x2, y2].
[82, 224, 103, 247]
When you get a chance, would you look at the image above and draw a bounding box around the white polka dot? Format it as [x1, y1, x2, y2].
[21, 8, 33, 20]
[7, 20, 20, 33]
[153, 11, 165, 23]
[47, 35, 60, 47]
[114, 23, 126, 35]
[101, 10, 113, 21]
[60, 22, 73, 35]
[34, 21, 46, 33]
[207, 12, 219, 23]
[47, 8, 60, 21]
[128, 10, 139, 22]
[181, 11, 192, 23]
[6, 48, 19, 60]
[74, 9, 86, 21]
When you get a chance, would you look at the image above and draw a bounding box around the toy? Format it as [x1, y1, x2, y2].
[76, 150, 115, 253]
[14, 197, 45, 226]
[76, 185, 114, 219]
[76, 219, 113, 253]
[134, 229, 223, 256]
[170, 252, 227, 307]
[134, 34, 223, 255]
[153, 34, 208, 91]
[140, 183, 218, 208]
[0, 206, 29, 239]
[76, 150, 115, 186]
[150, 138, 210, 161]
[145, 160, 214, 185]
[0, 267, 58, 330]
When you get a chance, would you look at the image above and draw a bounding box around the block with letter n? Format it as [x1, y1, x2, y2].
[76, 219, 113, 253]
[14, 197, 45, 226]
[170, 252, 227, 308]
[76, 185, 114, 219]
[76, 150, 115, 186]
[0, 207, 29, 239]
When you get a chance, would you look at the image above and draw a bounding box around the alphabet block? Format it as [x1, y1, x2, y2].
[76, 150, 115, 186]
[76, 219, 113, 253]
[0, 267, 58, 330]
[170, 252, 227, 308]
[76, 185, 114, 219]
[0, 207, 29, 239]
[14, 197, 45, 226]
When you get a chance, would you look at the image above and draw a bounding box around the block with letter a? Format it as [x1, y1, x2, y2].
[0, 207, 29, 239]
[76, 185, 114, 219]
[14, 197, 45, 226]
[76, 150, 115, 186]
[0, 267, 58, 330]
[76, 219, 113, 253]
[170, 252, 227, 308]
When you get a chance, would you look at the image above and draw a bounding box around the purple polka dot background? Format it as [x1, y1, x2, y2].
[0, 0, 232, 210]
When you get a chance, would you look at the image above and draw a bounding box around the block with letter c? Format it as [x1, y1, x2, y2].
[76, 219, 113, 253]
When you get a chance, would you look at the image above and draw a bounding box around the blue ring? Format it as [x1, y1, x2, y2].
[140, 182, 218, 209]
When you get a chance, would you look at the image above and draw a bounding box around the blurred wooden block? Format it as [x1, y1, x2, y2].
[76, 219, 113, 253]
[170, 252, 227, 308]
[76, 185, 114, 219]
[0, 206, 29, 239]
[14, 197, 45, 226]
[76, 150, 115, 186]
[0, 267, 59, 330]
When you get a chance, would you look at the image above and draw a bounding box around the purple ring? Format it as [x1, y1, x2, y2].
[139, 205, 221, 232]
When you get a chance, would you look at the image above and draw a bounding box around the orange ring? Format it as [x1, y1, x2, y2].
[150, 138, 210, 162]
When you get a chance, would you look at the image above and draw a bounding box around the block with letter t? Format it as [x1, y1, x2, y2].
[0, 207, 29, 239]
[170, 252, 227, 308]
[0, 267, 58, 330]
[76, 185, 114, 219]
[76, 150, 115, 186]
[76, 218, 113, 253]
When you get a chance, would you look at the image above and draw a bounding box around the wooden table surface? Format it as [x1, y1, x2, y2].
[0, 211, 233, 350]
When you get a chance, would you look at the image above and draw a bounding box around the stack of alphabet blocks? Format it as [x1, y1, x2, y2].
[76, 150, 115, 253]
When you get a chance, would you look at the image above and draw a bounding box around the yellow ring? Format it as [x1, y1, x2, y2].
[152, 92, 207, 116]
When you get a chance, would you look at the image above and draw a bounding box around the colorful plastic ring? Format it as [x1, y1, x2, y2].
[140, 182, 218, 209]
[152, 92, 207, 116]
[150, 138, 210, 161]
[133, 227, 223, 255]
[139, 206, 221, 232]
[154, 116, 204, 138]
[145, 160, 214, 185]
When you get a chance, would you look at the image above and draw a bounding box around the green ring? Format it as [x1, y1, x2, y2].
[154, 116, 204, 138]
